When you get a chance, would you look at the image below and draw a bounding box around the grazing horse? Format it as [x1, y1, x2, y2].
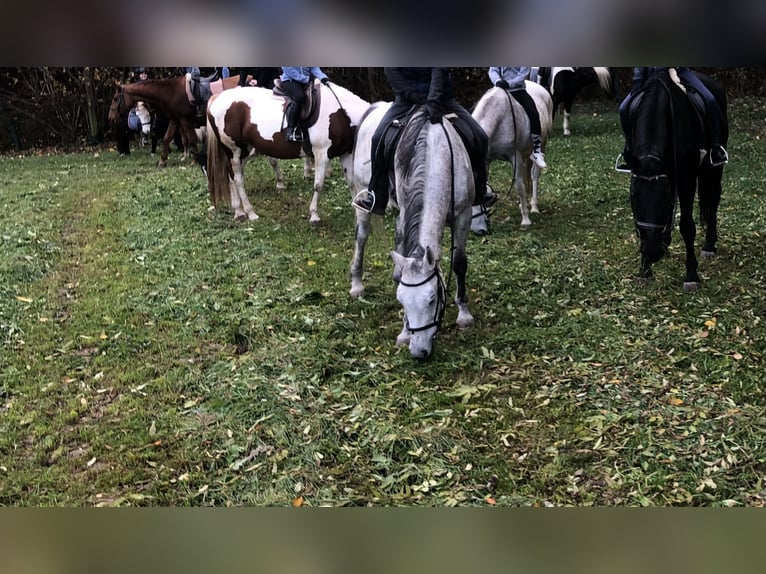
[623, 68, 727, 291]
[537, 67, 615, 136]
[205, 81, 370, 223]
[107, 74, 246, 167]
[349, 103, 475, 360]
[470, 80, 553, 231]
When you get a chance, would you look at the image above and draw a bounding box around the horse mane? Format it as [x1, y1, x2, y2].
[630, 72, 672, 173]
[396, 109, 431, 258]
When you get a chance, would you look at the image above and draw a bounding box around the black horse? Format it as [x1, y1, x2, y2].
[623, 68, 727, 291]
[537, 67, 617, 135]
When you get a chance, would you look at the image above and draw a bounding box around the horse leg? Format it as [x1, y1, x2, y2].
[452, 213, 474, 329]
[308, 155, 330, 224]
[269, 158, 287, 190]
[303, 156, 313, 178]
[530, 164, 541, 213]
[395, 317, 411, 347]
[515, 156, 533, 227]
[677, 186, 701, 291]
[179, 119, 198, 161]
[698, 170, 723, 258]
[158, 121, 176, 167]
[230, 158, 258, 221]
[564, 98, 574, 136]
[349, 209, 372, 298]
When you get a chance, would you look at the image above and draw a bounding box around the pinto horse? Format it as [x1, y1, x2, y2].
[205, 81, 370, 223]
[624, 68, 727, 291]
[349, 103, 475, 360]
[108, 74, 246, 167]
[470, 80, 553, 231]
[537, 67, 616, 136]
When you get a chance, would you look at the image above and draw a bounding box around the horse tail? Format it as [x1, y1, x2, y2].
[593, 67, 614, 97]
[206, 105, 229, 209]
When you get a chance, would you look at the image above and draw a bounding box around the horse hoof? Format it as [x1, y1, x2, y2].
[683, 281, 701, 293]
[636, 276, 653, 287]
[349, 284, 364, 298]
[248, 213, 259, 221]
[520, 222, 532, 229]
[456, 316, 474, 330]
[276, 182, 287, 190]
[700, 250, 716, 260]
[309, 215, 321, 224]
[563, 129, 571, 136]
[234, 213, 248, 222]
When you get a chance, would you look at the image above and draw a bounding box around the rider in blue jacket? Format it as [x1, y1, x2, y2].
[352, 67, 496, 215]
[488, 67, 547, 169]
[279, 67, 330, 142]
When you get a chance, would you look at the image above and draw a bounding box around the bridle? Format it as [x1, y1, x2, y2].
[399, 267, 447, 335]
[397, 112, 457, 337]
[631, 74, 680, 236]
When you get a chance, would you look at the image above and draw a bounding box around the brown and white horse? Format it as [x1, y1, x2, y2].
[205, 81, 370, 223]
[108, 74, 247, 167]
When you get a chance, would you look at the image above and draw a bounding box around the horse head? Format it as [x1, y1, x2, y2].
[628, 73, 678, 265]
[392, 246, 446, 360]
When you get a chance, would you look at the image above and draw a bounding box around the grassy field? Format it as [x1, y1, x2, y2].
[1, 97, 764, 506]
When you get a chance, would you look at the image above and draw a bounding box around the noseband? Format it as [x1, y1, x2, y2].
[399, 268, 447, 335]
[631, 172, 676, 233]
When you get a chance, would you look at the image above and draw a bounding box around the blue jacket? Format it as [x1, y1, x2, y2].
[488, 67, 531, 91]
[280, 67, 328, 84]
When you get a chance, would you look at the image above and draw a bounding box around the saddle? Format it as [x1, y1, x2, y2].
[272, 78, 322, 130]
[375, 106, 476, 203]
[185, 70, 221, 123]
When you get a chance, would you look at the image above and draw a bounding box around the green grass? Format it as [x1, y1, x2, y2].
[1, 98, 764, 506]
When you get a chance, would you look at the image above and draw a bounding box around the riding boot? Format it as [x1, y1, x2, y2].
[285, 103, 303, 142]
[531, 134, 547, 168]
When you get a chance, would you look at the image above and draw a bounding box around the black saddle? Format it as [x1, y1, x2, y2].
[376, 106, 477, 205]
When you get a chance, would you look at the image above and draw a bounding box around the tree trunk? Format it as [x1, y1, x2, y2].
[82, 67, 102, 143]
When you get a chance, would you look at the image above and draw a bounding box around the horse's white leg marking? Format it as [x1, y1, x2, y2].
[563, 111, 571, 136]
[229, 157, 257, 221]
[515, 156, 533, 227]
[309, 154, 330, 223]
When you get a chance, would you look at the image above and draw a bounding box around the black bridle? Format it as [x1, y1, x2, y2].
[631, 74, 680, 236]
[396, 112, 458, 337]
[399, 267, 447, 334]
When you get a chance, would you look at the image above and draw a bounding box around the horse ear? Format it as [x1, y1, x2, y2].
[391, 251, 405, 281]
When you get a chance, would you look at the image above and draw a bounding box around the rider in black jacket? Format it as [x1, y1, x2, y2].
[352, 67, 496, 215]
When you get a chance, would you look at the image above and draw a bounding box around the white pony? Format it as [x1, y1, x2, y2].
[205, 82, 370, 223]
[471, 80, 553, 232]
[349, 103, 475, 360]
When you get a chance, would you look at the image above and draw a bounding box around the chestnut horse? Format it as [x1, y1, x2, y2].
[108, 73, 247, 167]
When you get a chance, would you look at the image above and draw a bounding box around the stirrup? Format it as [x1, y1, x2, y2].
[614, 153, 631, 173]
[287, 127, 303, 142]
[351, 189, 376, 214]
[709, 146, 729, 167]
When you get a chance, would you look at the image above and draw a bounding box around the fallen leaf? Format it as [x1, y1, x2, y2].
[733, 352, 743, 360]
[668, 397, 684, 406]
[485, 496, 496, 505]
[293, 496, 304, 507]
[16, 296, 33, 303]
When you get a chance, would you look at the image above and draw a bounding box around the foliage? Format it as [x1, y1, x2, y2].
[0, 96, 763, 506]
